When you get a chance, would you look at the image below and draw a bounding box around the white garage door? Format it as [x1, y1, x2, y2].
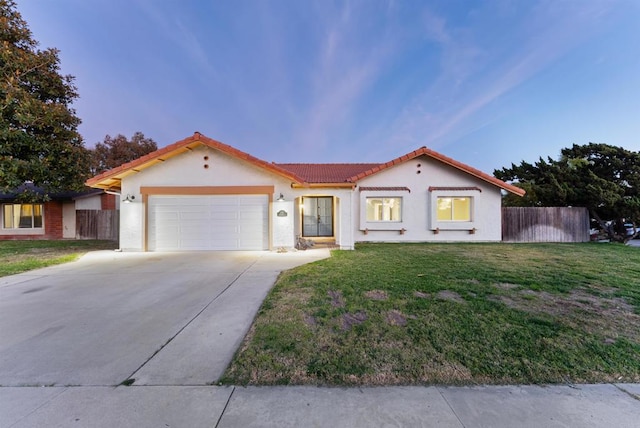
[148, 195, 269, 251]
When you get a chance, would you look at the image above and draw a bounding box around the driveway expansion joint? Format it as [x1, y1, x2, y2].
[5, 386, 68, 428]
[613, 383, 640, 401]
[214, 386, 236, 428]
[436, 386, 467, 428]
[123, 258, 260, 384]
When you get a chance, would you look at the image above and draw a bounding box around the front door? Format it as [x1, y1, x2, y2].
[302, 197, 333, 237]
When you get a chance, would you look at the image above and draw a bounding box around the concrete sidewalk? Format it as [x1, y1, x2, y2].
[2, 383, 639, 427]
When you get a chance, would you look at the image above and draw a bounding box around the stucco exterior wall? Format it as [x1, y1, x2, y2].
[119, 146, 294, 251]
[272, 200, 295, 248]
[115, 146, 504, 251]
[352, 155, 503, 243]
[75, 195, 102, 210]
[62, 201, 76, 238]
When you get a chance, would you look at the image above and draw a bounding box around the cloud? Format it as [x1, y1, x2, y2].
[380, 1, 617, 157]
[289, 2, 399, 159]
[133, 0, 217, 81]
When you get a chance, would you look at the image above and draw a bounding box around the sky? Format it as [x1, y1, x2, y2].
[17, 0, 640, 174]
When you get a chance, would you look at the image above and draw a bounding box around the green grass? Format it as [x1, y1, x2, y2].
[0, 240, 117, 277]
[222, 243, 640, 386]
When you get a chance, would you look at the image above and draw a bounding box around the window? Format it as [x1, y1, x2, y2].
[366, 197, 402, 222]
[437, 197, 471, 221]
[2, 204, 44, 229]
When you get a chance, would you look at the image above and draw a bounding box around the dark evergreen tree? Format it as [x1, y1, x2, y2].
[495, 143, 640, 242]
[0, 0, 89, 201]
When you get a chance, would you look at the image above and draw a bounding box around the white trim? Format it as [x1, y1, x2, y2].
[429, 190, 476, 231]
[359, 190, 407, 231]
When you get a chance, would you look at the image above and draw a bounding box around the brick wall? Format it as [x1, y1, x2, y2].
[45, 201, 63, 238]
[101, 193, 117, 210]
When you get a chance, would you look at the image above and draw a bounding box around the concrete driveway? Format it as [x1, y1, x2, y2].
[0, 249, 329, 388]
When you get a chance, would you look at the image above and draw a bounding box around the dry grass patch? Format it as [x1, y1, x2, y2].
[436, 290, 466, 304]
[365, 289, 388, 300]
[385, 309, 407, 326]
[491, 288, 640, 344]
[327, 290, 345, 307]
[342, 312, 368, 330]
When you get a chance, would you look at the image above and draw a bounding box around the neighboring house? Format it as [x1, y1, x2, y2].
[0, 183, 117, 240]
[86, 132, 524, 251]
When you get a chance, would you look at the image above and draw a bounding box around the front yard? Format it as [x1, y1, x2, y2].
[222, 243, 640, 386]
[0, 240, 118, 277]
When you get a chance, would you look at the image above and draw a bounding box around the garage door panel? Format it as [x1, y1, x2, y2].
[154, 212, 181, 221]
[211, 213, 240, 222]
[179, 239, 215, 249]
[153, 197, 185, 206]
[239, 224, 264, 233]
[179, 213, 212, 221]
[155, 239, 179, 249]
[158, 225, 180, 235]
[180, 224, 212, 235]
[210, 225, 239, 234]
[148, 195, 268, 251]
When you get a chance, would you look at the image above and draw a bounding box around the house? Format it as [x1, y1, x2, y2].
[86, 132, 524, 251]
[0, 183, 118, 240]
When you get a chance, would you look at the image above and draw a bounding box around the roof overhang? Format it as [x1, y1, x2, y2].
[290, 182, 356, 189]
[85, 133, 305, 191]
[347, 147, 526, 197]
[86, 133, 525, 197]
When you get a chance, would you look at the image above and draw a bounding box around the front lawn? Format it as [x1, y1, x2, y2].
[0, 240, 118, 277]
[222, 243, 640, 386]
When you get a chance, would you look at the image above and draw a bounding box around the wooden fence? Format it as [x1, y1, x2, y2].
[502, 207, 590, 242]
[76, 210, 119, 241]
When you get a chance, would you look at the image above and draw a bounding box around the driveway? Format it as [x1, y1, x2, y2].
[0, 249, 329, 387]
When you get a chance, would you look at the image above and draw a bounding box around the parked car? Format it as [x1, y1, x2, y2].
[589, 221, 638, 240]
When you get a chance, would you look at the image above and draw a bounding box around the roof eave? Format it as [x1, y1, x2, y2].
[86, 133, 305, 190]
[347, 147, 526, 197]
[291, 182, 356, 189]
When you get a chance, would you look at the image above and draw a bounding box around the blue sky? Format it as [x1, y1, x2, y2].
[18, 0, 640, 174]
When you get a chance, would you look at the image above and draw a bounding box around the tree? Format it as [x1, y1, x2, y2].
[90, 132, 158, 175]
[495, 143, 640, 243]
[0, 0, 90, 201]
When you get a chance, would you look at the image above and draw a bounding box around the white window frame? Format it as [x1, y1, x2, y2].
[436, 197, 472, 222]
[1, 203, 45, 234]
[429, 190, 477, 231]
[359, 190, 407, 231]
[365, 197, 402, 222]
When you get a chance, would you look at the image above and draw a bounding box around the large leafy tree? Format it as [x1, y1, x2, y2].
[90, 132, 158, 175]
[0, 0, 89, 201]
[495, 143, 640, 242]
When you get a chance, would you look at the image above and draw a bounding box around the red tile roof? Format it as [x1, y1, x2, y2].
[347, 147, 525, 196]
[86, 132, 525, 196]
[359, 186, 411, 192]
[275, 163, 378, 183]
[86, 132, 305, 189]
[428, 186, 482, 192]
